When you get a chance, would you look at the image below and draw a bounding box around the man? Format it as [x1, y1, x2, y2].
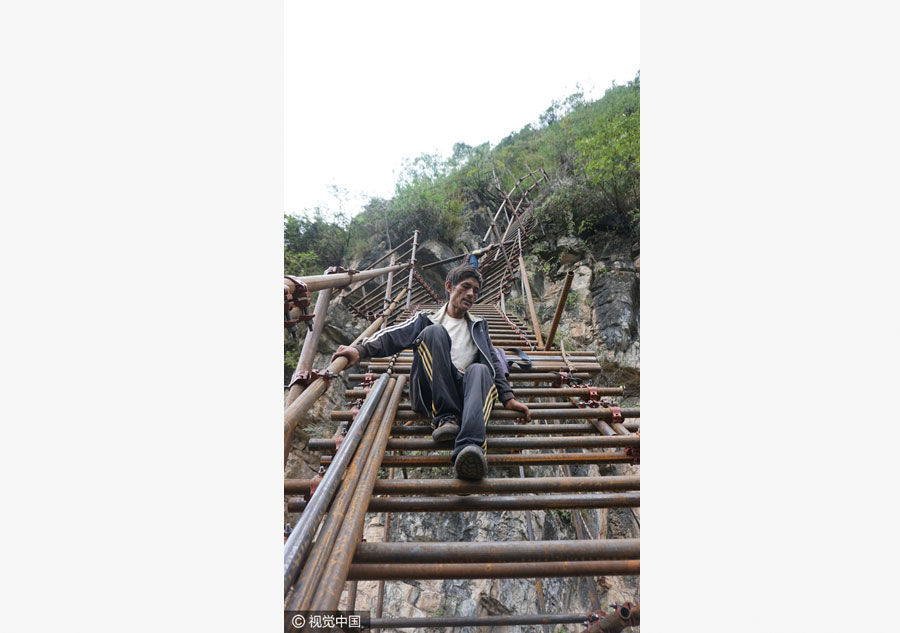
[332, 264, 531, 480]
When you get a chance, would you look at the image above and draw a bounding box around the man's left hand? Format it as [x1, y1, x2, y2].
[503, 398, 531, 422]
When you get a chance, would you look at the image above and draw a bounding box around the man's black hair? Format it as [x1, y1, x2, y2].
[445, 264, 483, 299]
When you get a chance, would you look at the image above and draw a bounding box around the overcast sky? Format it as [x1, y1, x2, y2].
[285, 1, 640, 220]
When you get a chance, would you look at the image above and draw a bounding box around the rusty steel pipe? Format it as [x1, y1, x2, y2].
[352, 268, 415, 315]
[308, 435, 640, 452]
[285, 263, 404, 295]
[395, 401, 586, 411]
[404, 230, 418, 311]
[285, 285, 334, 408]
[331, 407, 639, 422]
[353, 538, 639, 565]
[587, 603, 640, 633]
[284, 288, 407, 464]
[380, 253, 396, 329]
[339, 236, 416, 299]
[365, 233, 415, 268]
[360, 363, 602, 373]
[321, 451, 634, 467]
[308, 375, 408, 612]
[287, 492, 640, 514]
[387, 423, 638, 435]
[348, 559, 640, 581]
[518, 250, 545, 348]
[368, 614, 586, 629]
[285, 475, 639, 496]
[419, 252, 466, 270]
[282, 373, 389, 598]
[544, 270, 574, 350]
[365, 354, 597, 362]
[285, 377, 396, 611]
[345, 386, 624, 398]
[353, 372, 593, 382]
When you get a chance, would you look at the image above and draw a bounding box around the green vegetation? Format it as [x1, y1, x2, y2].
[285, 72, 640, 273]
[284, 209, 352, 276]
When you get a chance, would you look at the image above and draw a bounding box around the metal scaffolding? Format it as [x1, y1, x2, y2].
[284, 176, 639, 631]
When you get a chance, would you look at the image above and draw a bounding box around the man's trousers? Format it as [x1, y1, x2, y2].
[409, 324, 496, 463]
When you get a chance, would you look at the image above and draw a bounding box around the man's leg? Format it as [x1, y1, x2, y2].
[413, 324, 463, 427]
[451, 363, 495, 464]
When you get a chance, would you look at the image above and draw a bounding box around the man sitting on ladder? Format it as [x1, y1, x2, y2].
[332, 264, 531, 480]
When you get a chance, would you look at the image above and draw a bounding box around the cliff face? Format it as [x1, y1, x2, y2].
[527, 232, 640, 394]
[286, 220, 640, 629]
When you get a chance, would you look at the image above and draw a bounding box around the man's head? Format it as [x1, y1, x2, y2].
[445, 264, 482, 317]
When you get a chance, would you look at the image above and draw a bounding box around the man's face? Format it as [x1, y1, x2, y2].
[446, 276, 480, 316]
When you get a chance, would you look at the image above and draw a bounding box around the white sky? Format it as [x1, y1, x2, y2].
[285, 1, 640, 220]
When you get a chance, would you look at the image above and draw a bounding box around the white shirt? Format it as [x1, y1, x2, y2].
[439, 313, 479, 373]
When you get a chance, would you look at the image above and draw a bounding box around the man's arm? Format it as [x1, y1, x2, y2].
[486, 332, 532, 422]
[332, 312, 427, 368]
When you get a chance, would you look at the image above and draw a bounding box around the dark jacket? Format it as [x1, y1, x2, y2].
[353, 303, 515, 404]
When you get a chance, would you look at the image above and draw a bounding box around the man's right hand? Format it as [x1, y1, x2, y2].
[331, 345, 360, 368]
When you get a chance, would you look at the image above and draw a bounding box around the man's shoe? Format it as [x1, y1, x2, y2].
[431, 417, 460, 443]
[453, 445, 488, 481]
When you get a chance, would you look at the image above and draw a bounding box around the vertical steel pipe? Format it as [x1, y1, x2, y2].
[282, 374, 389, 597]
[518, 235, 544, 349]
[283, 288, 407, 464]
[309, 375, 408, 611]
[381, 254, 396, 329]
[489, 221, 514, 279]
[285, 285, 334, 408]
[405, 230, 418, 311]
[544, 270, 574, 350]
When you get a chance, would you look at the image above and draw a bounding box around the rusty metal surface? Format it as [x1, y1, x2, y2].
[284, 376, 388, 600]
[347, 559, 640, 581]
[285, 284, 334, 407]
[288, 492, 640, 513]
[286, 379, 396, 611]
[308, 375, 408, 612]
[285, 475, 640, 496]
[331, 407, 639, 422]
[358, 362, 607, 372]
[308, 435, 639, 451]
[586, 603, 640, 633]
[380, 253, 396, 329]
[396, 400, 585, 411]
[282, 373, 390, 598]
[339, 236, 415, 301]
[286, 263, 404, 294]
[518, 248, 545, 348]
[320, 451, 634, 467]
[368, 614, 586, 629]
[284, 226, 639, 622]
[352, 538, 639, 564]
[545, 270, 575, 350]
[347, 371, 593, 382]
[404, 230, 418, 310]
[386, 422, 639, 435]
[284, 287, 408, 464]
